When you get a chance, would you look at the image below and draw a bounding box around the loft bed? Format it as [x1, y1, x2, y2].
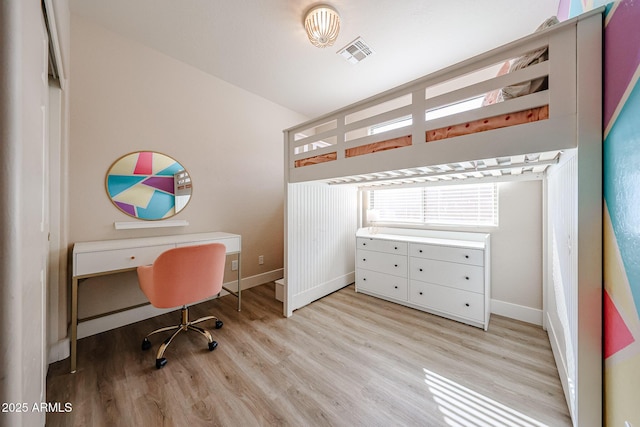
[283, 8, 603, 426]
[284, 12, 599, 187]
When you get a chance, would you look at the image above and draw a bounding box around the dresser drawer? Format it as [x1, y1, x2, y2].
[410, 280, 484, 322]
[410, 258, 484, 293]
[357, 238, 407, 255]
[356, 269, 408, 301]
[74, 244, 174, 276]
[409, 243, 483, 266]
[356, 249, 407, 277]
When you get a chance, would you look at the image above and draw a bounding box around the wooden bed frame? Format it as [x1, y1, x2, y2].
[293, 104, 550, 168]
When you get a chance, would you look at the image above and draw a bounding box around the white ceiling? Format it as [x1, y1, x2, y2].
[68, 0, 560, 119]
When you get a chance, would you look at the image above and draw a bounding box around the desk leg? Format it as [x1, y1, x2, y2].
[70, 276, 78, 373]
[237, 252, 241, 312]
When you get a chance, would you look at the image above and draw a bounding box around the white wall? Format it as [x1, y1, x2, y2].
[285, 182, 358, 315]
[69, 15, 306, 321]
[545, 152, 578, 417]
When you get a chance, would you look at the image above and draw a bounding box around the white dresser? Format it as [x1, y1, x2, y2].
[355, 228, 490, 330]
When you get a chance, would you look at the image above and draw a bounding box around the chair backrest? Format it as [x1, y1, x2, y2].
[137, 243, 226, 308]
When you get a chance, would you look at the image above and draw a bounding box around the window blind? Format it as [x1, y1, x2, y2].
[368, 183, 498, 227]
[369, 187, 424, 223]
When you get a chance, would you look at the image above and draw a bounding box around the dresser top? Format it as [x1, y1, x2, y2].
[357, 227, 487, 250]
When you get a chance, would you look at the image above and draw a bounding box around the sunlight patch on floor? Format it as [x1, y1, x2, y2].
[423, 368, 548, 427]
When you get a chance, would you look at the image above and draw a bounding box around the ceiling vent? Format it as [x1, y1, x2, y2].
[337, 37, 374, 64]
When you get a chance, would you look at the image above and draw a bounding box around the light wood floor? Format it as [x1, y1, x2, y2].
[47, 283, 571, 427]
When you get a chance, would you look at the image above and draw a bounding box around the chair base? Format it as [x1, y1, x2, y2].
[142, 305, 223, 369]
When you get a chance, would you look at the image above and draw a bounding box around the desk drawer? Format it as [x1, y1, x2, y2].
[177, 237, 240, 253]
[74, 244, 174, 276]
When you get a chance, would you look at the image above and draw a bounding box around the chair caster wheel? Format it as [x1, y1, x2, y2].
[142, 338, 151, 351]
[156, 358, 167, 369]
[208, 341, 218, 351]
[215, 320, 223, 329]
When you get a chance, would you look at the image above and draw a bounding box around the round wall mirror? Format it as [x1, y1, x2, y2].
[105, 151, 192, 220]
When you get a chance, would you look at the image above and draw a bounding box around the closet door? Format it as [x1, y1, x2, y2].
[0, 2, 50, 425]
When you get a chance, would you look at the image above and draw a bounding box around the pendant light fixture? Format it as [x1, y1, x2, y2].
[304, 5, 341, 48]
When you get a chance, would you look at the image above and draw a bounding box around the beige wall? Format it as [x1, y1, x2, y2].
[69, 14, 306, 318]
[491, 180, 542, 310]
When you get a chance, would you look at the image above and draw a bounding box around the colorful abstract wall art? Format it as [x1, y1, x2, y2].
[105, 151, 192, 220]
[601, 1, 640, 425]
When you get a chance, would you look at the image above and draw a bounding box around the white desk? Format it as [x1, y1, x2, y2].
[71, 231, 241, 373]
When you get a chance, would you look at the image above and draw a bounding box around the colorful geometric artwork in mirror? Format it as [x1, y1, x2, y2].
[105, 151, 192, 220]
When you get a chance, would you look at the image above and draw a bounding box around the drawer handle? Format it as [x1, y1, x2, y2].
[394, 286, 398, 289]
[394, 264, 398, 267]
[419, 268, 423, 272]
[363, 243, 367, 246]
[363, 258, 366, 262]
[465, 276, 469, 280]
[419, 291, 423, 295]
[394, 246, 398, 250]
[465, 255, 469, 259]
[465, 303, 470, 307]
[363, 278, 366, 281]
[419, 249, 423, 253]
[130, 256, 136, 260]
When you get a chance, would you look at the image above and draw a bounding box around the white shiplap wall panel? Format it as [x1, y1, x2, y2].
[286, 182, 357, 314]
[546, 152, 578, 419]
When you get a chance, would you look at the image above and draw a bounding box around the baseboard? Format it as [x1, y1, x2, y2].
[490, 299, 543, 326]
[221, 268, 283, 293]
[546, 311, 574, 420]
[77, 269, 284, 339]
[274, 279, 284, 302]
[48, 337, 70, 364]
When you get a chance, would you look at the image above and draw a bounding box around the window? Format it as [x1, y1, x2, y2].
[369, 96, 485, 135]
[368, 183, 498, 227]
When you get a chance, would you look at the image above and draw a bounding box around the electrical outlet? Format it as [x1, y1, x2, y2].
[258, 255, 264, 265]
[231, 260, 238, 271]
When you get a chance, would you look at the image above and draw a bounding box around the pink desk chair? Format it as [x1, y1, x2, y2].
[137, 243, 226, 369]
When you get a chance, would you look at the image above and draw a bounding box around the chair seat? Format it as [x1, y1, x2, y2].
[136, 243, 227, 368]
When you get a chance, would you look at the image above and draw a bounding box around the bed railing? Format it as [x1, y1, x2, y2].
[284, 12, 596, 184]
